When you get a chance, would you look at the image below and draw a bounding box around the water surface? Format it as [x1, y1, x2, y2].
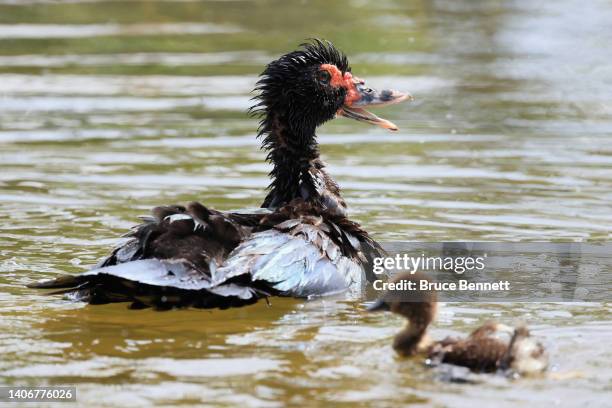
[1, 0, 611, 406]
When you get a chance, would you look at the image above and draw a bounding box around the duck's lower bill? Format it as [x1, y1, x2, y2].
[338, 82, 413, 131]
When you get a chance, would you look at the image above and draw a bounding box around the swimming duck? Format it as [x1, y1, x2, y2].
[29, 40, 411, 309]
[368, 272, 548, 375]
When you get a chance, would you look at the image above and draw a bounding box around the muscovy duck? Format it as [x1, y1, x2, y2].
[29, 39, 411, 309]
[368, 272, 548, 375]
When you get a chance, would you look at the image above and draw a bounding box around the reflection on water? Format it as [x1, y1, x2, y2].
[0, 0, 611, 406]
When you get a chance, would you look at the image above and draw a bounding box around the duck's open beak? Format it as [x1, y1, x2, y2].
[338, 79, 413, 131]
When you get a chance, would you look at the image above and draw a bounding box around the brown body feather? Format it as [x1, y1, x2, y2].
[30, 198, 383, 308]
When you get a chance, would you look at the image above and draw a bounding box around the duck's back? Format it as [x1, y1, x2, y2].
[29, 200, 382, 308]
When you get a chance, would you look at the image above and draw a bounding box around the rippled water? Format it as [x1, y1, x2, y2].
[1, 0, 611, 406]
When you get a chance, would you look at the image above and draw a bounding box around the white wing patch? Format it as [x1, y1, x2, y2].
[216, 227, 363, 297]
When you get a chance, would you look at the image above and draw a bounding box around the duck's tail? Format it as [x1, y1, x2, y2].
[27, 259, 266, 310]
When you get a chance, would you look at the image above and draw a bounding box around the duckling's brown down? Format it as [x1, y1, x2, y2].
[368, 272, 547, 375]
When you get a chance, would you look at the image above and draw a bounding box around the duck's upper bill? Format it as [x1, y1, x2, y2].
[320, 63, 413, 131]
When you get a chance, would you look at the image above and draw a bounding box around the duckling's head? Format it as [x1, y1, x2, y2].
[252, 39, 411, 136]
[368, 272, 438, 356]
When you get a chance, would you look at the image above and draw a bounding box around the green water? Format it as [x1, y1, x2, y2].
[0, 0, 611, 406]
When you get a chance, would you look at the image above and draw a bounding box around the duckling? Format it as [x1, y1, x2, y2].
[368, 272, 548, 375]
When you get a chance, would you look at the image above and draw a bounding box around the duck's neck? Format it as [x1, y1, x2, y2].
[260, 113, 346, 215]
[393, 324, 428, 357]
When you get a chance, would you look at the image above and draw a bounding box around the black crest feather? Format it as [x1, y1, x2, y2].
[249, 39, 351, 121]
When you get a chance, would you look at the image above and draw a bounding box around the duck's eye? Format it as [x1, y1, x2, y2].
[317, 70, 331, 85]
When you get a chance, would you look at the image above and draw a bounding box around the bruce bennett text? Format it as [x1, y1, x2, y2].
[373, 279, 511, 292]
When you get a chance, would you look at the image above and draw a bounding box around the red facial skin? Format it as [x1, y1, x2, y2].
[320, 63, 364, 107]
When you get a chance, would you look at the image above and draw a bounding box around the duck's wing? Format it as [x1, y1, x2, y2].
[97, 202, 255, 269]
[213, 214, 373, 298]
[30, 258, 263, 309]
[28, 202, 266, 309]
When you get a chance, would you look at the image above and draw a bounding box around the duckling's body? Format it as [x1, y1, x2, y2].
[427, 323, 547, 374]
[369, 273, 548, 375]
[29, 40, 410, 309]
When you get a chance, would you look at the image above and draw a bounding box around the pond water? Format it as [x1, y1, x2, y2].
[1, 0, 611, 406]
